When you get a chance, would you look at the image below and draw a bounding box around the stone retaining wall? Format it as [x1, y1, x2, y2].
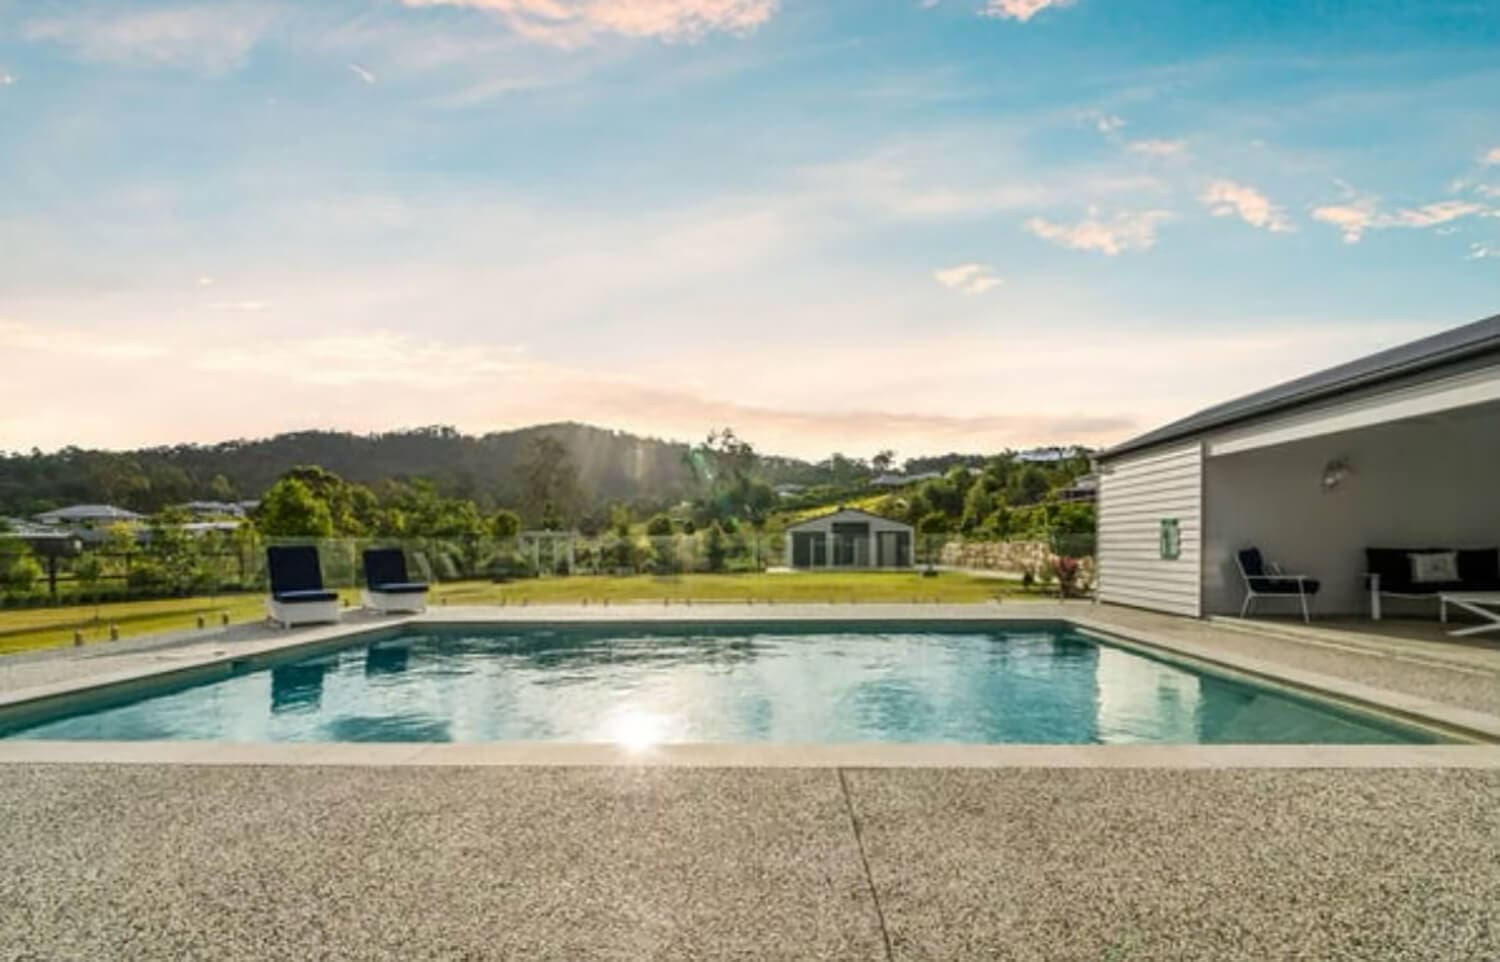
[939, 539, 1096, 589]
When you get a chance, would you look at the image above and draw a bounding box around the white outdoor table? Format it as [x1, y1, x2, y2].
[1439, 592, 1500, 637]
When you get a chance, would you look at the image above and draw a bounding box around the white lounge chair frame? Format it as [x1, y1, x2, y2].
[266, 596, 342, 629]
[1235, 552, 1317, 624]
[361, 589, 428, 615]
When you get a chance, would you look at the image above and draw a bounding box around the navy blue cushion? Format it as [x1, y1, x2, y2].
[1365, 548, 1414, 592]
[273, 589, 339, 603]
[370, 582, 429, 595]
[363, 549, 427, 592]
[1237, 548, 1266, 578]
[267, 546, 325, 595]
[1248, 577, 1320, 595]
[1458, 549, 1500, 590]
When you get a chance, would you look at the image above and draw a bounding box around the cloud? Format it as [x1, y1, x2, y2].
[1312, 184, 1487, 243]
[1468, 242, 1498, 261]
[0, 71, 14, 86]
[348, 62, 377, 84]
[1082, 111, 1125, 134]
[1200, 180, 1294, 232]
[981, 0, 1076, 23]
[1388, 199, 1486, 229]
[208, 300, 273, 312]
[0, 320, 166, 362]
[933, 263, 1002, 295]
[23, 4, 276, 74]
[1127, 139, 1188, 159]
[1311, 195, 1378, 244]
[398, 0, 779, 46]
[1024, 209, 1170, 255]
[1484, 147, 1500, 166]
[800, 147, 1163, 223]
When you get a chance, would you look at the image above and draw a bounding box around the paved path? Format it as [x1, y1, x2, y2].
[2, 764, 1497, 961]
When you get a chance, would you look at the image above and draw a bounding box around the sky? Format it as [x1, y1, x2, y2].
[1, 0, 1497, 461]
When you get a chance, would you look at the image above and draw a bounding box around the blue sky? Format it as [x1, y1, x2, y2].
[1, 0, 1497, 459]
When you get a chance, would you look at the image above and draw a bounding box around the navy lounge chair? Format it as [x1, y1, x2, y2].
[1235, 547, 1320, 623]
[266, 546, 341, 628]
[362, 548, 429, 614]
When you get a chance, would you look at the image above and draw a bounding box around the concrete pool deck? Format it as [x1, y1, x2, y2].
[2, 763, 1497, 960]
[2, 603, 1499, 959]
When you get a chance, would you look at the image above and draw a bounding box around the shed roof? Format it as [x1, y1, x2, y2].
[1100, 312, 1500, 461]
[785, 507, 912, 531]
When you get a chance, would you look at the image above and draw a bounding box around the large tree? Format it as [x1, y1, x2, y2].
[517, 435, 581, 525]
[256, 477, 335, 538]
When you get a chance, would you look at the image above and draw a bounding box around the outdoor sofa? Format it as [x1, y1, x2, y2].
[1365, 547, 1500, 622]
[265, 545, 342, 628]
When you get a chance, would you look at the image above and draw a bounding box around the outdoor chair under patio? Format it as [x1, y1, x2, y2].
[362, 547, 430, 614]
[1235, 547, 1321, 623]
[265, 545, 342, 628]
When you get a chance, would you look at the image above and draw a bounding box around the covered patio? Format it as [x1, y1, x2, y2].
[1097, 312, 1500, 635]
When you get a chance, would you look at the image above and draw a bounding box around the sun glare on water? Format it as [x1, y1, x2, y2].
[608, 709, 673, 751]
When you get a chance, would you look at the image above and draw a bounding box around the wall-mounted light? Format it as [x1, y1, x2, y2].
[1321, 457, 1352, 492]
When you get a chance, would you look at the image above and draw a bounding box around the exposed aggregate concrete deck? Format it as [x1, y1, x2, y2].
[1, 764, 1496, 960]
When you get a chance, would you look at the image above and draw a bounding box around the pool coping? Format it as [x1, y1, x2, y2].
[2, 605, 1499, 768]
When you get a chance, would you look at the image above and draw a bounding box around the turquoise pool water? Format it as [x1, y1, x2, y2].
[1, 622, 1440, 745]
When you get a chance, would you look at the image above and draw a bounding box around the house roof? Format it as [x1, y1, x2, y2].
[785, 506, 912, 530]
[33, 504, 145, 524]
[1101, 312, 1500, 461]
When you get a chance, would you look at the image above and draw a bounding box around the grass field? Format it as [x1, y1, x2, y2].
[0, 571, 1032, 656]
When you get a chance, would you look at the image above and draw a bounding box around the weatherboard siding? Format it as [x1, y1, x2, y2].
[1097, 442, 1203, 617]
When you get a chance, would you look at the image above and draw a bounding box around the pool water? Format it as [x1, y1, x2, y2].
[2, 622, 1440, 745]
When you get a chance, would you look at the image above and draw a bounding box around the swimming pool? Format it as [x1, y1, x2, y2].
[0, 621, 1442, 745]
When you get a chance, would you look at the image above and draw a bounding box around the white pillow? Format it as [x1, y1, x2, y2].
[1409, 551, 1459, 584]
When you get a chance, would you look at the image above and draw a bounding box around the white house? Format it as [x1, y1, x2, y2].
[784, 507, 914, 569]
[1095, 312, 1500, 619]
[870, 471, 941, 488]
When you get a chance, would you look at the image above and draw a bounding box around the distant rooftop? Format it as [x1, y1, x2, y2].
[33, 504, 145, 525]
[180, 500, 248, 517]
[1102, 312, 1500, 461]
[1015, 447, 1083, 464]
[871, 471, 941, 487]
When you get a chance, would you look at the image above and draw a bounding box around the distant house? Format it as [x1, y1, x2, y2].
[182, 521, 242, 535]
[784, 507, 914, 569]
[33, 504, 144, 527]
[1056, 474, 1099, 503]
[773, 483, 806, 498]
[1015, 446, 1083, 464]
[870, 471, 941, 488]
[2, 517, 62, 538]
[180, 500, 247, 519]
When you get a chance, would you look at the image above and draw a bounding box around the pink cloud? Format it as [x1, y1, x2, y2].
[981, 0, 1076, 23]
[399, 0, 779, 45]
[1313, 186, 1485, 244]
[1024, 209, 1170, 255]
[1201, 180, 1294, 232]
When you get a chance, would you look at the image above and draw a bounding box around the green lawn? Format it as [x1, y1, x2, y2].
[0, 572, 1034, 656]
